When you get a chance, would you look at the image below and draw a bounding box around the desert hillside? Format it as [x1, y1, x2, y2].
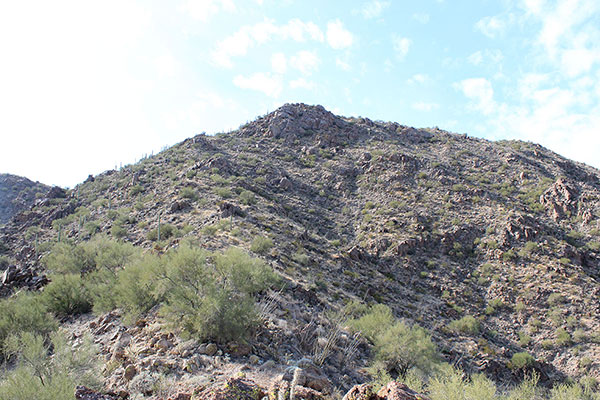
[0, 103, 599, 399]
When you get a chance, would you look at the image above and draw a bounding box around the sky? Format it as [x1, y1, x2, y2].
[0, 0, 599, 187]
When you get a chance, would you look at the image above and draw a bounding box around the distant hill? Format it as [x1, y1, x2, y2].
[0, 173, 50, 225]
[0, 103, 599, 398]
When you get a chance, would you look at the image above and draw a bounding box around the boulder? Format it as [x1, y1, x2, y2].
[75, 386, 121, 400]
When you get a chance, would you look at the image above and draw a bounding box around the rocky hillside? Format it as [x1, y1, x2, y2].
[0, 103, 599, 399]
[0, 173, 50, 225]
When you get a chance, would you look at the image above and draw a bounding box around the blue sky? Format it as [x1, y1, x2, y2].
[1, 0, 599, 187]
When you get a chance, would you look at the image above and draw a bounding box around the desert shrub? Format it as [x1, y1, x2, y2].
[373, 320, 438, 378]
[180, 187, 198, 201]
[519, 241, 539, 257]
[0, 255, 13, 270]
[129, 184, 144, 196]
[502, 249, 516, 261]
[549, 383, 587, 400]
[547, 293, 564, 306]
[349, 304, 437, 379]
[250, 236, 273, 255]
[147, 223, 177, 241]
[449, 315, 480, 335]
[518, 332, 532, 347]
[508, 372, 541, 400]
[158, 245, 279, 342]
[510, 352, 535, 370]
[214, 187, 232, 198]
[112, 253, 164, 322]
[111, 223, 127, 239]
[348, 304, 394, 339]
[0, 292, 57, 355]
[44, 236, 138, 275]
[555, 328, 572, 346]
[0, 331, 100, 400]
[239, 190, 256, 205]
[427, 365, 497, 400]
[41, 273, 92, 317]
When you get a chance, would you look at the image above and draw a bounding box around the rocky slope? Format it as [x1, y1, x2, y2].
[0, 173, 50, 225]
[1, 103, 599, 398]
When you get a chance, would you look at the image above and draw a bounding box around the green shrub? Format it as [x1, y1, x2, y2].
[250, 236, 273, 255]
[348, 304, 437, 379]
[555, 328, 572, 346]
[239, 190, 256, 205]
[147, 223, 177, 241]
[0, 255, 13, 270]
[158, 246, 279, 342]
[373, 320, 438, 378]
[510, 352, 535, 370]
[180, 187, 198, 201]
[518, 241, 538, 257]
[41, 273, 92, 317]
[449, 315, 480, 335]
[214, 187, 232, 198]
[113, 254, 163, 322]
[0, 331, 100, 400]
[427, 365, 497, 400]
[518, 332, 532, 347]
[129, 184, 144, 196]
[0, 292, 57, 355]
[111, 223, 127, 238]
[547, 293, 565, 306]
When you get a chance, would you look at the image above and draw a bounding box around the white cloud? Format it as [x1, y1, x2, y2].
[290, 50, 320, 75]
[467, 49, 503, 66]
[336, 57, 351, 71]
[211, 19, 324, 68]
[392, 35, 412, 60]
[412, 13, 430, 24]
[289, 78, 315, 90]
[360, 1, 390, 19]
[412, 102, 439, 111]
[468, 51, 483, 66]
[181, 0, 236, 22]
[271, 53, 287, 74]
[326, 19, 354, 49]
[233, 73, 282, 97]
[475, 15, 507, 38]
[281, 19, 324, 42]
[407, 73, 431, 84]
[455, 78, 496, 115]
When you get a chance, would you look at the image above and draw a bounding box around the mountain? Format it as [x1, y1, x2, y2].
[0, 103, 599, 399]
[0, 173, 51, 225]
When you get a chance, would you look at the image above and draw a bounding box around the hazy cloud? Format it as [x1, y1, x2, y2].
[290, 50, 320, 75]
[326, 19, 354, 49]
[211, 18, 325, 67]
[455, 78, 496, 115]
[233, 72, 282, 97]
[360, 1, 390, 19]
[392, 35, 412, 60]
[271, 52, 287, 74]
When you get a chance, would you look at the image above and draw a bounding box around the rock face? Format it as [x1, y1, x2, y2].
[539, 177, 579, 221]
[342, 382, 430, 400]
[0, 173, 50, 225]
